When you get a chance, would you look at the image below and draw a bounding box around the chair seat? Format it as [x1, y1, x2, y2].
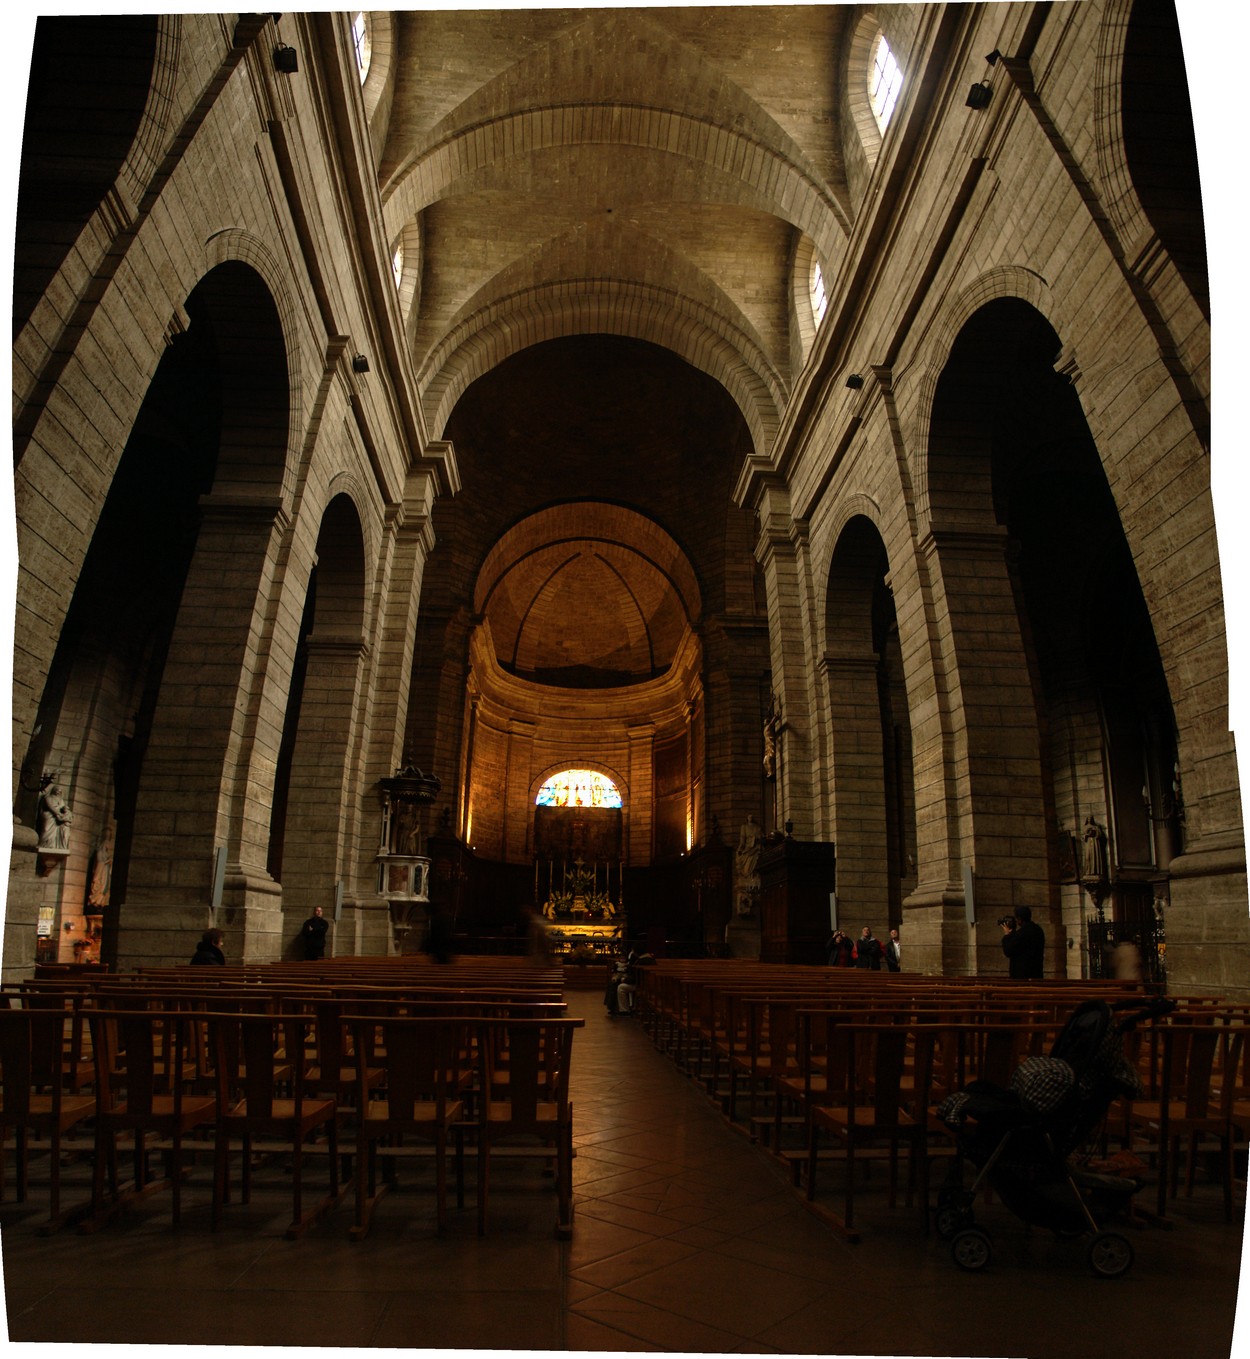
[363, 1097, 465, 1131]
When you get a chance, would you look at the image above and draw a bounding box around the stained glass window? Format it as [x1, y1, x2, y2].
[536, 769, 623, 808]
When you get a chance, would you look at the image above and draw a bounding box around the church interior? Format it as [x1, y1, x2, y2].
[4, 4, 1249, 1354]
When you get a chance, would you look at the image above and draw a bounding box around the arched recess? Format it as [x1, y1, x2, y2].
[418, 278, 783, 462]
[270, 493, 369, 955]
[117, 263, 293, 962]
[15, 14, 175, 335]
[20, 259, 294, 967]
[823, 515, 916, 932]
[1095, 0, 1207, 316]
[924, 296, 1178, 978]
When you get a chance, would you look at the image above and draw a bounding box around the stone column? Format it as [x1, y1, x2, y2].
[820, 650, 889, 922]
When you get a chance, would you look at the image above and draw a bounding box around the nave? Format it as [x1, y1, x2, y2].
[1, 988, 1243, 1357]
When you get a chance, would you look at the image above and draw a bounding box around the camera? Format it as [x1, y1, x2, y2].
[998, 915, 1016, 930]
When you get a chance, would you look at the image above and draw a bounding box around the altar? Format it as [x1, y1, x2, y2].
[532, 801, 626, 957]
[537, 855, 624, 958]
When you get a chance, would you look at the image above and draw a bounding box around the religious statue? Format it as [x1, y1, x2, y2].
[36, 775, 72, 853]
[734, 814, 761, 915]
[733, 809, 760, 886]
[87, 823, 114, 909]
[1081, 815, 1106, 883]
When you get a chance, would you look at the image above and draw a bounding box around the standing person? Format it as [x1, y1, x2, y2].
[825, 929, 854, 968]
[853, 926, 883, 970]
[886, 928, 902, 972]
[190, 928, 226, 966]
[1000, 905, 1045, 979]
[301, 905, 330, 961]
[424, 903, 455, 964]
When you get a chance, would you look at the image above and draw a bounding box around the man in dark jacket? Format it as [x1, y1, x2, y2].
[853, 927, 883, 970]
[301, 905, 330, 960]
[1001, 905, 1045, 978]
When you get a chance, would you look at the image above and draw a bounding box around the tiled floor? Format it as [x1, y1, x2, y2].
[2, 990, 1246, 1356]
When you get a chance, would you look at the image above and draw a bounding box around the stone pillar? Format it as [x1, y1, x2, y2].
[754, 484, 818, 837]
[913, 525, 1054, 977]
[820, 650, 889, 922]
[117, 493, 295, 966]
[353, 473, 440, 958]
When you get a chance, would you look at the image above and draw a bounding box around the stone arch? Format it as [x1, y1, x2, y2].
[1094, 0, 1207, 314]
[821, 512, 915, 927]
[913, 266, 1052, 533]
[271, 493, 370, 952]
[15, 15, 179, 334]
[920, 293, 1180, 978]
[383, 102, 849, 259]
[200, 230, 304, 501]
[419, 279, 782, 463]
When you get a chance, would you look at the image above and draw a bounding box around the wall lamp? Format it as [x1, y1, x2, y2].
[966, 81, 992, 110]
[274, 42, 299, 74]
[845, 373, 864, 390]
[352, 353, 370, 374]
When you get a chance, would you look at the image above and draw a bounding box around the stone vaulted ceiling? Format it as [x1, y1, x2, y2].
[377, 5, 854, 458]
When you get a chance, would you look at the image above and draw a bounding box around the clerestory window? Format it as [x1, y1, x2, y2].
[868, 34, 903, 132]
[352, 11, 372, 84]
[810, 259, 828, 327]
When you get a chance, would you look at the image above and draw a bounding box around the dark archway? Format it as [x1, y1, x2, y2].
[929, 296, 1176, 973]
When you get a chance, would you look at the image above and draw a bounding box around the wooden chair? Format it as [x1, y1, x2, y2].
[347, 1015, 470, 1239]
[84, 1008, 217, 1229]
[208, 1011, 342, 1238]
[476, 1017, 583, 1238]
[805, 1023, 936, 1241]
[0, 1007, 96, 1228]
[1129, 1019, 1246, 1222]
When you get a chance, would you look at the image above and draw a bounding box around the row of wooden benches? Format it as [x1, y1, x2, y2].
[0, 959, 584, 1241]
[627, 962, 1248, 1238]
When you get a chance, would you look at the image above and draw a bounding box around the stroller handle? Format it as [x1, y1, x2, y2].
[1110, 995, 1176, 1029]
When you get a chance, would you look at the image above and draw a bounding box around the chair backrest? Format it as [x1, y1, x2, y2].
[87, 1009, 191, 1115]
[0, 1010, 39, 1119]
[211, 1012, 302, 1117]
[477, 1019, 582, 1125]
[367, 1017, 470, 1116]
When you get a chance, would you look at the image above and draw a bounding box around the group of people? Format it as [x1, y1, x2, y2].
[825, 925, 901, 971]
[190, 905, 332, 967]
[188, 902, 1048, 982]
[822, 910, 1049, 980]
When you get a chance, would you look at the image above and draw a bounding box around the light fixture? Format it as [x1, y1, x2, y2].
[845, 373, 864, 390]
[966, 81, 992, 110]
[274, 42, 298, 74]
[352, 353, 370, 374]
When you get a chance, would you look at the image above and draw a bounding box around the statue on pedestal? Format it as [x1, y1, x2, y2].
[734, 814, 761, 916]
[36, 775, 72, 854]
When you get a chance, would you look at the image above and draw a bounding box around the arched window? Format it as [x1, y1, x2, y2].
[536, 769, 623, 809]
[868, 33, 903, 132]
[391, 237, 404, 289]
[810, 258, 828, 327]
[352, 11, 372, 85]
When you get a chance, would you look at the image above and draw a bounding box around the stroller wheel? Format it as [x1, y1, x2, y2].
[935, 1204, 969, 1241]
[1087, 1231, 1134, 1278]
[950, 1227, 992, 1272]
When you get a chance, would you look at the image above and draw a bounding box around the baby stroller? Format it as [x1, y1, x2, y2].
[934, 995, 1175, 1276]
